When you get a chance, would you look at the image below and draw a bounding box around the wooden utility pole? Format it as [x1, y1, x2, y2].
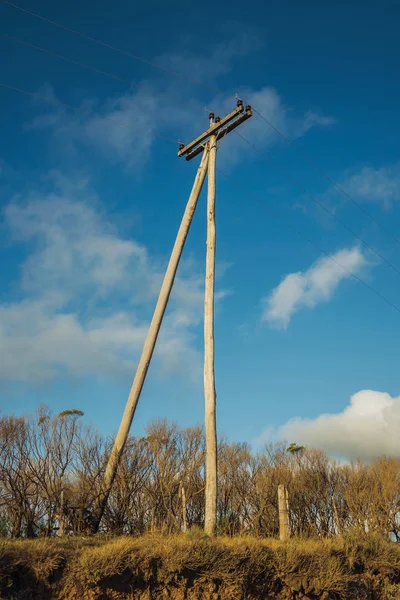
[92, 147, 210, 532]
[179, 101, 252, 536]
[204, 124, 217, 536]
[93, 101, 252, 533]
[278, 484, 290, 541]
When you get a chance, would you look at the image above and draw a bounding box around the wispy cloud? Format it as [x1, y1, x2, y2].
[337, 164, 400, 209]
[24, 39, 335, 171]
[207, 87, 335, 168]
[0, 172, 226, 384]
[317, 163, 400, 212]
[262, 246, 368, 329]
[155, 28, 263, 82]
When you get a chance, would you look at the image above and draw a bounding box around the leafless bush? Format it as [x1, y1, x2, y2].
[1, 407, 399, 539]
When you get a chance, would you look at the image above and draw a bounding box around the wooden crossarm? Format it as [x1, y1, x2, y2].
[177, 105, 244, 158]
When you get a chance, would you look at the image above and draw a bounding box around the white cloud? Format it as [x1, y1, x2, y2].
[0, 298, 200, 383]
[178, 86, 336, 169]
[24, 42, 335, 171]
[26, 85, 165, 172]
[81, 88, 162, 171]
[338, 164, 400, 209]
[262, 246, 368, 328]
[275, 390, 400, 461]
[5, 172, 155, 301]
[319, 163, 400, 212]
[0, 173, 224, 383]
[0, 300, 145, 382]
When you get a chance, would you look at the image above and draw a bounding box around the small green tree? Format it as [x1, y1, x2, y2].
[286, 442, 305, 454]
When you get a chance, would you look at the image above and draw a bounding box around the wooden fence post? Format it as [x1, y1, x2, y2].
[278, 484, 290, 541]
[181, 484, 187, 533]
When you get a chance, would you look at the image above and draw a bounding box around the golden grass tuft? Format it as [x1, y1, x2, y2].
[1, 534, 400, 599]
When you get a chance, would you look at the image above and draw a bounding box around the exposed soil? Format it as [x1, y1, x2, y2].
[1, 533, 399, 600]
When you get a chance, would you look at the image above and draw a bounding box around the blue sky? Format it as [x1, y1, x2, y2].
[1, 0, 400, 460]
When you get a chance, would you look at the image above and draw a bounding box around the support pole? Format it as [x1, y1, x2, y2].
[92, 147, 210, 532]
[204, 130, 217, 536]
[278, 484, 290, 541]
[178, 101, 252, 538]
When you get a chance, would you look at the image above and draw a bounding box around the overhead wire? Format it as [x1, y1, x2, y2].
[3, 27, 400, 283]
[2, 76, 398, 316]
[0, 0, 400, 250]
[5, 53, 396, 286]
[2, 32, 145, 85]
[3, 0, 397, 249]
[2, 0, 399, 314]
[1, 33, 209, 114]
[3, 32, 397, 270]
[2, 33, 394, 253]
[0, 0, 221, 93]
[251, 107, 400, 246]
[217, 167, 400, 316]
[233, 129, 400, 277]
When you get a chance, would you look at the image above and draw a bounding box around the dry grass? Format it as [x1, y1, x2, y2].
[1, 532, 400, 599]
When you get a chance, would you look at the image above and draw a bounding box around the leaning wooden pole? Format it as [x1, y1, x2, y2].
[91, 147, 210, 532]
[204, 131, 218, 536]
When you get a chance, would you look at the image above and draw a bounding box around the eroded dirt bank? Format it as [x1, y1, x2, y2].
[1, 533, 399, 599]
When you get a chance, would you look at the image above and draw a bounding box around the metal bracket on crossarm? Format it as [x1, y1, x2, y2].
[178, 99, 253, 161]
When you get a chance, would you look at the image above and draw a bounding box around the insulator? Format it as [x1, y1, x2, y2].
[215, 116, 221, 123]
[237, 98, 243, 107]
[209, 112, 215, 120]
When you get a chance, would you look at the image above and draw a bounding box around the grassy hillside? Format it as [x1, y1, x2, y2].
[1, 532, 400, 599]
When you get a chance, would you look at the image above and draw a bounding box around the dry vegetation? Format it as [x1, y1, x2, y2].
[1, 532, 400, 599]
[2, 407, 400, 598]
[2, 407, 400, 540]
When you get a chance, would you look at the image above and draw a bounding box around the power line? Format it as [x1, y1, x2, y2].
[234, 129, 400, 278]
[2, 33, 136, 85]
[5, 69, 392, 283]
[4, 36, 399, 282]
[2, 33, 208, 114]
[3, 1, 398, 276]
[217, 167, 400, 316]
[0, 0, 221, 93]
[4, 84, 394, 315]
[251, 107, 400, 246]
[0, 83, 180, 144]
[2, 0, 397, 249]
